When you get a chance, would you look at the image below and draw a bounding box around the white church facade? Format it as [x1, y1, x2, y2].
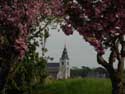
[47, 46, 70, 79]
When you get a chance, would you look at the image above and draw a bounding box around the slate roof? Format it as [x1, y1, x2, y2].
[47, 63, 59, 68]
[60, 46, 69, 60]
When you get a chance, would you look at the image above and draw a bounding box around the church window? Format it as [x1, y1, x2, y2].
[62, 62, 64, 65]
[67, 68, 69, 70]
[67, 62, 69, 65]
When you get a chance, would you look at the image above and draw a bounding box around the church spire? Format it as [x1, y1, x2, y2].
[60, 45, 69, 60]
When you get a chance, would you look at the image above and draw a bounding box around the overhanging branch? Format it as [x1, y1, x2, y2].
[97, 53, 108, 67]
[109, 49, 116, 67]
[117, 35, 125, 76]
[113, 38, 121, 61]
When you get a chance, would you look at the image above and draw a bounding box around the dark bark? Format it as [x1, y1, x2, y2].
[0, 46, 18, 94]
[97, 35, 125, 94]
[109, 69, 124, 94]
[0, 63, 10, 93]
[97, 53, 125, 94]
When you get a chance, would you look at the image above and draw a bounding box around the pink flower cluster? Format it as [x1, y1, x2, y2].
[61, 0, 125, 54]
[1, 0, 125, 59]
[48, 0, 64, 16]
[0, 0, 43, 59]
[0, 0, 63, 60]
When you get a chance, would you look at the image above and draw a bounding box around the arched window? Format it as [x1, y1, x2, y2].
[62, 62, 64, 65]
[67, 62, 69, 65]
[67, 67, 69, 71]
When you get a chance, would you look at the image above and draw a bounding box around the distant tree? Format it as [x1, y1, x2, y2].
[71, 66, 91, 78]
[94, 67, 107, 73]
[70, 67, 82, 78]
[81, 66, 91, 77]
[60, 0, 125, 94]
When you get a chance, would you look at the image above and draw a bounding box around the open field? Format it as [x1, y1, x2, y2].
[32, 78, 112, 94]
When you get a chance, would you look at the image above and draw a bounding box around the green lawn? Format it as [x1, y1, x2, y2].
[32, 78, 112, 94]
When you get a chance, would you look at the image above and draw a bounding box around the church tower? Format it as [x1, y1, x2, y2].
[58, 45, 70, 79]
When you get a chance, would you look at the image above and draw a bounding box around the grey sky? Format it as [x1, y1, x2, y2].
[45, 29, 103, 68]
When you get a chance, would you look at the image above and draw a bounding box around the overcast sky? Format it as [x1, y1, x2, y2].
[44, 29, 104, 68]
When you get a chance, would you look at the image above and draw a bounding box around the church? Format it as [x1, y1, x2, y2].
[47, 46, 70, 79]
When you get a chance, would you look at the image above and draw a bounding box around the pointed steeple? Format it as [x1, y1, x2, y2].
[60, 45, 69, 60]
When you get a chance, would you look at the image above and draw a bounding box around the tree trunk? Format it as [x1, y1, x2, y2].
[0, 62, 10, 94]
[97, 52, 125, 94]
[112, 81, 124, 94]
[123, 82, 125, 94]
[0, 46, 18, 94]
[110, 73, 124, 94]
[102, 61, 125, 94]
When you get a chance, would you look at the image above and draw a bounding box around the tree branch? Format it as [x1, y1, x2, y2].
[109, 49, 116, 67]
[97, 53, 108, 67]
[97, 53, 115, 75]
[30, 17, 56, 39]
[31, 20, 51, 38]
[117, 35, 125, 78]
[120, 35, 125, 57]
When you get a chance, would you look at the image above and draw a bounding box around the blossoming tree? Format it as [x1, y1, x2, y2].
[0, 0, 125, 94]
[0, 0, 62, 93]
[61, 0, 125, 94]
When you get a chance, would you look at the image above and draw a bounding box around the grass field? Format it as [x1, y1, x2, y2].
[32, 78, 112, 94]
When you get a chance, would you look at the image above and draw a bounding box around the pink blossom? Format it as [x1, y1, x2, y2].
[61, 24, 73, 35]
[60, 0, 125, 54]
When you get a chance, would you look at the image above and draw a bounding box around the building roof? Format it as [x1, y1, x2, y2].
[47, 63, 59, 68]
[60, 45, 69, 60]
[47, 63, 60, 76]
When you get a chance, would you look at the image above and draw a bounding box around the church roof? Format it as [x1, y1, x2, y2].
[47, 63, 59, 68]
[60, 46, 69, 60]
